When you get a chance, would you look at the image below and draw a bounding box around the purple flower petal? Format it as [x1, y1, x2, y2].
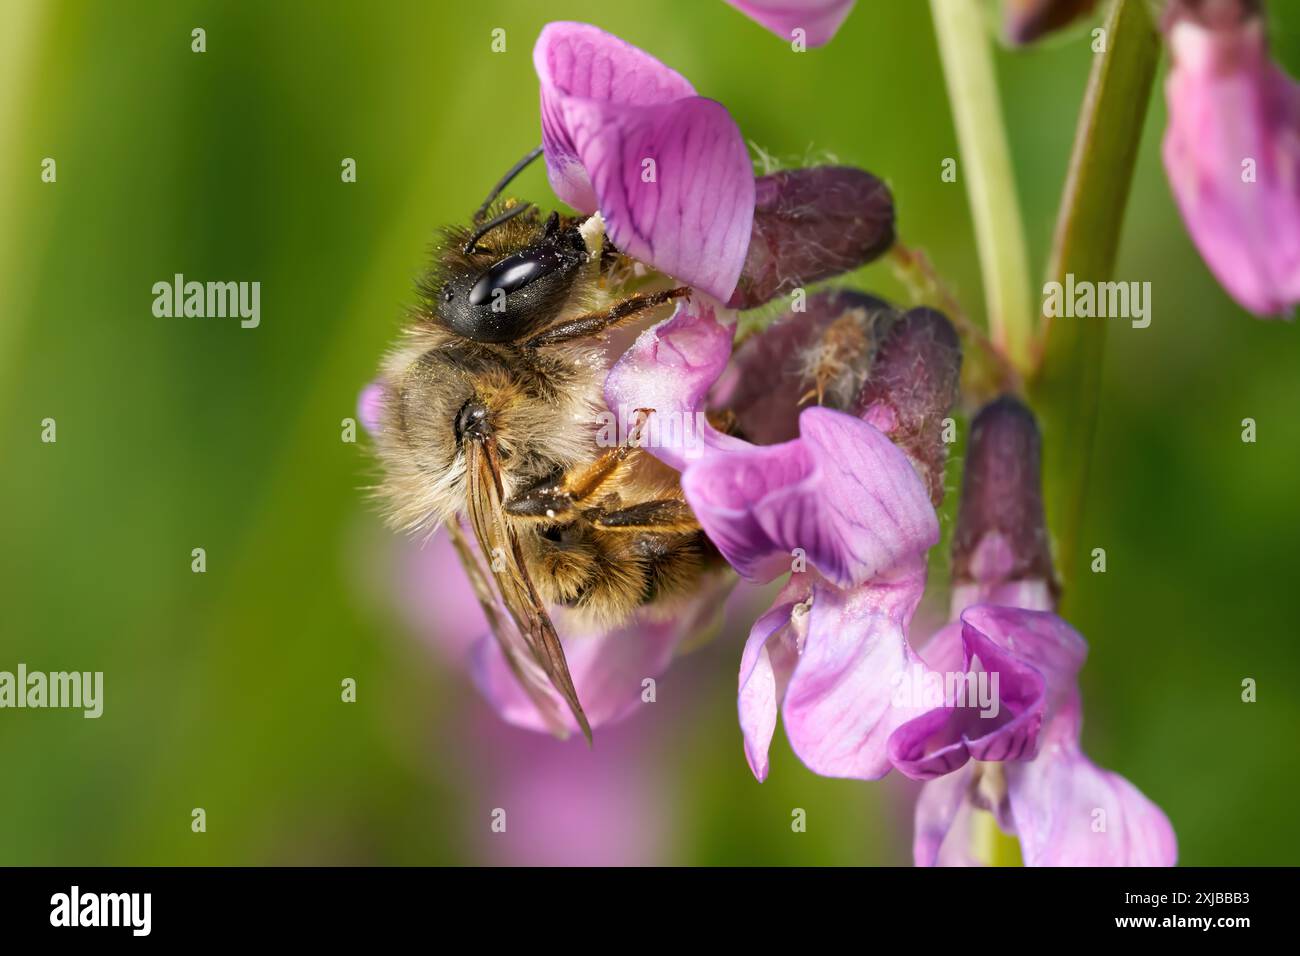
[739, 551, 943, 783]
[609, 298, 945, 591]
[963, 604, 1087, 707]
[913, 764, 980, 866]
[737, 578, 806, 781]
[603, 299, 749, 472]
[1163, 9, 1300, 316]
[722, 0, 857, 48]
[358, 380, 385, 435]
[907, 394, 1176, 864]
[684, 407, 939, 588]
[464, 710, 675, 865]
[905, 604, 1176, 865]
[397, 529, 492, 661]
[534, 22, 755, 300]
[780, 554, 932, 779]
[609, 298, 950, 782]
[915, 619, 965, 674]
[889, 606, 1064, 780]
[1006, 705, 1178, 866]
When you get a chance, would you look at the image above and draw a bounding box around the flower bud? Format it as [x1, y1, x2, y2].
[853, 307, 961, 507]
[1163, 0, 1260, 30]
[1002, 0, 1098, 46]
[710, 289, 891, 444]
[951, 396, 1056, 595]
[1162, 0, 1300, 316]
[726, 166, 895, 310]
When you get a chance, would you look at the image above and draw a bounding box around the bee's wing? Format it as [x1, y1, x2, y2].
[460, 438, 593, 743]
[443, 522, 571, 738]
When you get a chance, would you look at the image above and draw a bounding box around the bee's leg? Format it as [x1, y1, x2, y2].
[585, 499, 722, 603]
[584, 499, 699, 534]
[528, 524, 602, 607]
[523, 287, 690, 348]
[504, 411, 654, 520]
[533, 509, 707, 613]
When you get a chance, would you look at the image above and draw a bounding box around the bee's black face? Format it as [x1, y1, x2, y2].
[440, 224, 587, 344]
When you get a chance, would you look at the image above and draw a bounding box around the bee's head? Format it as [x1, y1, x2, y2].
[388, 345, 516, 472]
[436, 209, 588, 345]
[372, 327, 600, 535]
[380, 331, 592, 486]
[372, 341, 521, 530]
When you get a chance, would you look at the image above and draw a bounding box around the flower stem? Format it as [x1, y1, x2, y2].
[889, 241, 1021, 401]
[929, 0, 1036, 378]
[1030, 0, 1160, 607]
[971, 809, 1024, 866]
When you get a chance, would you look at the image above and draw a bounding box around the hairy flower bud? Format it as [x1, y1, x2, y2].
[853, 307, 961, 507]
[710, 288, 891, 444]
[951, 396, 1056, 594]
[726, 166, 895, 310]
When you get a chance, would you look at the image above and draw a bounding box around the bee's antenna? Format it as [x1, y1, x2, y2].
[463, 202, 534, 255]
[473, 145, 544, 224]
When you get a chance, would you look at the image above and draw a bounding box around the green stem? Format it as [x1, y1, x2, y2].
[1030, 0, 1160, 607]
[966, 763, 1024, 866]
[929, 0, 1036, 377]
[971, 809, 1025, 866]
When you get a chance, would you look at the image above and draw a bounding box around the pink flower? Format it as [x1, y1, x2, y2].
[395, 532, 699, 865]
[721, 0, 857, 48]
[1162, 0, 1300, 316]
[534, 23, 895, 307]
[535, 22, 755, 300]
[896, 397, 1178, 866]
[607, 293, 963, 780]
[457, 710, 680, 865]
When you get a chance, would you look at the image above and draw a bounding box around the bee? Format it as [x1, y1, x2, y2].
[369, 147, 725, 741]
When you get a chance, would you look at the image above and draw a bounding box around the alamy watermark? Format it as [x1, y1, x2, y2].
[1043, 273, 1151, 329]
[152, 273, 260, 328]
[890, 660, 1000, 718]
[50, 886, 150, 936]
[596, 404, 710, 460]
[0, 664, 103, 718]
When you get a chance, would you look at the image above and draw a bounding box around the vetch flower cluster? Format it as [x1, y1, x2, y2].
[537, 20, 1175, 864]
[366, 16, 1184, 867]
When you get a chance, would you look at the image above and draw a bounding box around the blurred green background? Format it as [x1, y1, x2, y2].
[1, 0, 1297, 865]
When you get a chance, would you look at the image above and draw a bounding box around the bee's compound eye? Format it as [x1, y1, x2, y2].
[467, 247, 566, 306]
